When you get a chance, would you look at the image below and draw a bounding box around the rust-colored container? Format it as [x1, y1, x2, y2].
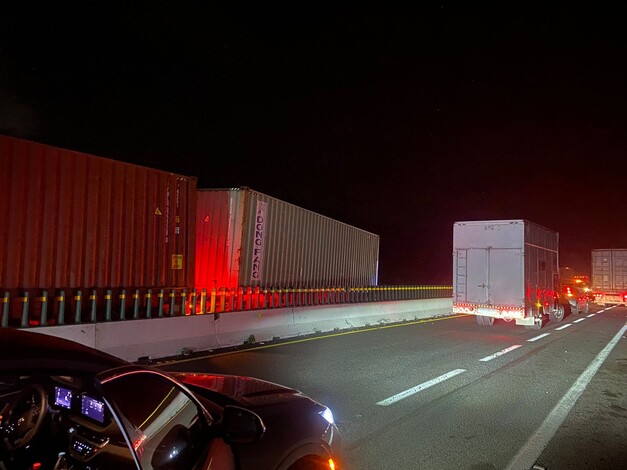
[0, 136, 197, 290]
[196, 187, 380, 290]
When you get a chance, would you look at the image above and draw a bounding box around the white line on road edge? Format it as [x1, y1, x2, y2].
[586, 314, 595, 318]
[527, 333, 550, 342]
[376, 369, 466, 406]
[479, 345, 523, 362]
[506, 322, 627, 470]
[554, 324, 572, 331]
[573, 318, 586, 323]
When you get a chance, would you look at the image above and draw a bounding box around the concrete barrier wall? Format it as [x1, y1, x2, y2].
[27, 298, 453, 362]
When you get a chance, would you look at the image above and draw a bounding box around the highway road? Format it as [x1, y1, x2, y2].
[159, 305, 627, 469]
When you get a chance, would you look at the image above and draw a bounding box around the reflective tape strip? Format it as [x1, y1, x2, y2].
[22, 297, 28, 303]
[90, 295, 97, 300]
[105, 294, 111, 300]
[57, 297, 64, 302]
[40, 297, 48, 302]
[119, 294, 126, 299]
[1, 297, 7, 303]
[74, 296, 81, 301]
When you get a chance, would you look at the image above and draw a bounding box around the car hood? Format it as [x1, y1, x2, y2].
[173, 372, 319, 409]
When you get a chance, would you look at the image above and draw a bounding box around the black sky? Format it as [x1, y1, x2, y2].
[1, 3, 626, 284]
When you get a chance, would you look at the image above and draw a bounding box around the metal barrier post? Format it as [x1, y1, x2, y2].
[200, 289, 206, 314]
[181, 290, 187, 315]
[58, 291, 66, 325]
[119, 290, 126, 320]
[105, 290, 112, 321]
[21, 292, 30, 328]
[210, 288, 217, 313]
[261, 288, 268, 309]
[158, 289, 165, 317]
[190, 289, 197, 314]
[169, 290, 176, 316]
[146, 289, 152, 318]
[75, 291, 82, 323]
[219, 289, 226, 312]
[133, 290, 140, 319]
[2, 292, 9, 327]
[90, 290, 98, 322]
[40, 291, 48, 326]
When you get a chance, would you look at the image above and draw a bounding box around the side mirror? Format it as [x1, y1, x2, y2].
[222, 405, 266, 445]
[151, 424, 193, 469]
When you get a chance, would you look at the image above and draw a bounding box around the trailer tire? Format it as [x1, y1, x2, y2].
[476, 315, 494, 326]
[549, 304, 565, 323]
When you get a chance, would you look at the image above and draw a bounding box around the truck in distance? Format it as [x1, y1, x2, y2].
[452, 220, 564, 329]
[591, 249, 627, 306]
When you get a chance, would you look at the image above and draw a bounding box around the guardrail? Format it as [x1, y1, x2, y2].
[1, 285, 452, 328]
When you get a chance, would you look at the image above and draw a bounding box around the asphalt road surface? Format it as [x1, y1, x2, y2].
[159, 305, 627, 469]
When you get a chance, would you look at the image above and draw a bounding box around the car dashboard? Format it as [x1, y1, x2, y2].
[0, 374, 136, 470]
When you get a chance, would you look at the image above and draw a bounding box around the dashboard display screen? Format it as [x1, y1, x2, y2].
[54, 386, 73, 409]
[81, 395, 105, 423]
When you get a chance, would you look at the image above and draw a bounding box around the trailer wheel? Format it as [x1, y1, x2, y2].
[549, 304, 565, 323]
[476, 315, 494, 326]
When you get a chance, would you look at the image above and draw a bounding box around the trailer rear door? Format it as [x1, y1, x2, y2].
[455, 248, 522, 305]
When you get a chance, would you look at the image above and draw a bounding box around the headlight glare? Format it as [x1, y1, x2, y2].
[319, 406, 334, 425]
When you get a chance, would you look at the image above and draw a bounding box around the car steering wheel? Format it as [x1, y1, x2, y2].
[2, 384, 48, 451]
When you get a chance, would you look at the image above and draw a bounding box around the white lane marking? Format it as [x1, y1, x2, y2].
[376, 369, 466, 406]
[554, 324, 572, 331]
[573, 318, 586, 323]
[586, 314, 595, 318]
[479, 345, 523, 362]
[506, 322, 627, 470]
[527, 333, 550, 342]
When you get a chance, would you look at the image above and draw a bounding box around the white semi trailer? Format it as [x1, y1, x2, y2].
[591, 249, 627, 306]
[452, 220, 564, 329]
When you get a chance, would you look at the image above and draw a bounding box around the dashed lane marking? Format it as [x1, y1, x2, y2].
[586, 314, 595, 318]
[479, 345, 523, 362]
[527, 333, 551, 342]
[573, 318, 586, 323]
[554, 324, 572, 331]
[376, 369, 466, 406]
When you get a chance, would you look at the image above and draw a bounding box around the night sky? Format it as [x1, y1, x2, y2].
[1, 3, 626, 284]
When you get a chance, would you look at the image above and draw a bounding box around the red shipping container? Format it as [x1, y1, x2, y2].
[0, 136, 196, 290]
